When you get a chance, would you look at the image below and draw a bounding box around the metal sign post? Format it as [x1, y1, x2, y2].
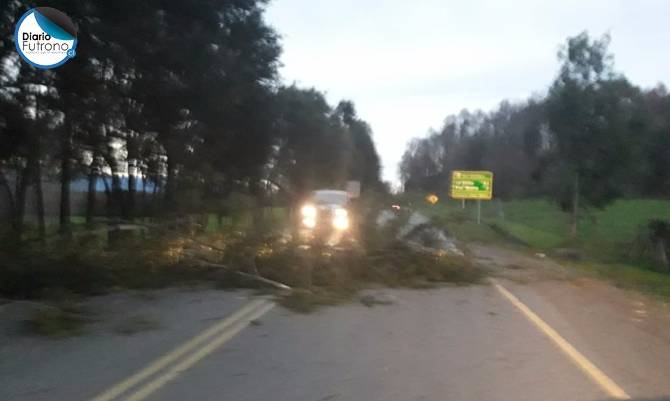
[477, 199, 481, 225]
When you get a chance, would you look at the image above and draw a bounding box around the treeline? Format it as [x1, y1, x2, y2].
[0, 0, 382, 240]
[400, 32, 670, 234]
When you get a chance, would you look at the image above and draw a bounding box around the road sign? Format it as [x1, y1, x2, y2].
[426, 194, 439, 204]
[346, 181, 361, 198]
[450, 171, 493, 200]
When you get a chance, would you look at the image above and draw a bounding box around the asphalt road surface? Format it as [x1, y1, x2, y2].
[3, 245, 670, 401]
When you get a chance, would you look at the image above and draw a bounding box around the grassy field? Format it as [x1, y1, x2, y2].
[489, 199, 670, 257]
[7, 208, 291, 241]
[418, 197, 670, 257]
[413, 195, 670, 298]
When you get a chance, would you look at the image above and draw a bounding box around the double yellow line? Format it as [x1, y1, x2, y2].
[89, 298, 275, 401]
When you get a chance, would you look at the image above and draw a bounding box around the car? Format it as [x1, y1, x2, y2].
[298, 189, 352, 237]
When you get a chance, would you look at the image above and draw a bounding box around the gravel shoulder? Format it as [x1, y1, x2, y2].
[470, 242, 670, 399]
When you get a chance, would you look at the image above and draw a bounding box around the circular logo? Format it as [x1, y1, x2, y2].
[14, 7, 77, 69]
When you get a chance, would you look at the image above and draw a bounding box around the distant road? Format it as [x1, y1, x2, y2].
[4, 246, 670, 401]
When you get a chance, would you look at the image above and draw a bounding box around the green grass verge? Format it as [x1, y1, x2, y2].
[417, 196, 670, 256]
[570, 260, 670, 299]
[405, 194, 670, 299]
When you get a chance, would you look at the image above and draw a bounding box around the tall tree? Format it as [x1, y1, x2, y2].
[546, 32, 637, 237]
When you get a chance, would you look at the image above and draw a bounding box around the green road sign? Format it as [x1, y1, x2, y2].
[450, 171, 493, 200]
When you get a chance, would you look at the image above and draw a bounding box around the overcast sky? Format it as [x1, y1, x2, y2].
[265, 0, 670, 185]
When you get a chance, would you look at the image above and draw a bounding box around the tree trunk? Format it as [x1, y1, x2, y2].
[59, 146, 72, 235]
[34, 162, 46, 240]
[150, 176, 159, 216]
[164, 156, 176, 210]
[0, 169, 16, 229]
[127, 161, 137, 220]
[141, 173, 147, 217]
[656, 240, 668, 270]
[111, 173, 123, 218]
[249, 176, 264, 240]
[86, 164, 97, 226]
[14, 166, 30, 239]
[570, 172, 580, 239]
[101, 175, 112, 217]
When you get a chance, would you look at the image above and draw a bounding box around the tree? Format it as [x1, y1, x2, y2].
[268, 87, 382, 200]
[546, 32, 637, 237]
[335, 101, 382, 191]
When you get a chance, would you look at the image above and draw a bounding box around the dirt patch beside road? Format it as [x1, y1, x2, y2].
[468, 242, 576, 283]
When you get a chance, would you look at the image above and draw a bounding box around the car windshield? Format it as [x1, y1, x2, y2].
[312, 191, 348, 206]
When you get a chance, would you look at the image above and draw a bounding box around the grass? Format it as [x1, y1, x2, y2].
[419, 196, 670, 257]
[488, 199, 670, 256]
[410, 194, 670, 299]
[570, 260, 670, 299]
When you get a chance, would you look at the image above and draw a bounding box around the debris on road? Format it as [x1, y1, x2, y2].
[388, 211, 465, 257]
[359, 291, 397, 307]
[376, 210, 397, 228]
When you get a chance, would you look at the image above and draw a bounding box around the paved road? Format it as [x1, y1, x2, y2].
[3, 246, 670, 401]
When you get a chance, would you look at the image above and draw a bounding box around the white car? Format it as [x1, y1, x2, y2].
[299, 190, 351, 232]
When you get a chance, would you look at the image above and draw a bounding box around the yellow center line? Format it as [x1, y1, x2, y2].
[122, 301, 275, 401]
[492, 280, 630, 400]
[88, 298, 270, 401]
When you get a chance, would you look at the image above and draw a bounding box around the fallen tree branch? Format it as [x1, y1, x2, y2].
[187, 238, 227, 254]
[193, 258, 292, 292]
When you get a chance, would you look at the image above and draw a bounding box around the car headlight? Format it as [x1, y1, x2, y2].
[334, 208, 348, 218]
[302, 217, 316, 228]
[333, 215, 349, 230]
[301, 204, 317, 218]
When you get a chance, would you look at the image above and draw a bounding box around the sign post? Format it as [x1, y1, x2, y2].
[477, 199, 481, 224]
[346, 181, 361, 199]
[450, 171, 493, 224]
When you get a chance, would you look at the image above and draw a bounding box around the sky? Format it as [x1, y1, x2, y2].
[265, 0, 670, 185]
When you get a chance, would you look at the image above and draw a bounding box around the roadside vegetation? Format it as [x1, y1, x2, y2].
[399, 31, 670, 297]
[272, 210, 484, 313]
[0, 0, 397, 325]
[1, 195, 484, 326]
[411, 195, 670, 299]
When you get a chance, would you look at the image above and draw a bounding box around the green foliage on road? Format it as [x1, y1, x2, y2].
[270, 209, 484, 312]
[25, 307, 92, 338]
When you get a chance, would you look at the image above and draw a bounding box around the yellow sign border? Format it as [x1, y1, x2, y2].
[450, 170, 493, 200]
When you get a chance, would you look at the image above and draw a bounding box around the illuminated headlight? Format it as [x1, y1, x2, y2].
[333, 215, 349, 230]
[301, 204, 317, 218]
[302, 217, 316, 228]
[334, 208, 348, 218]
